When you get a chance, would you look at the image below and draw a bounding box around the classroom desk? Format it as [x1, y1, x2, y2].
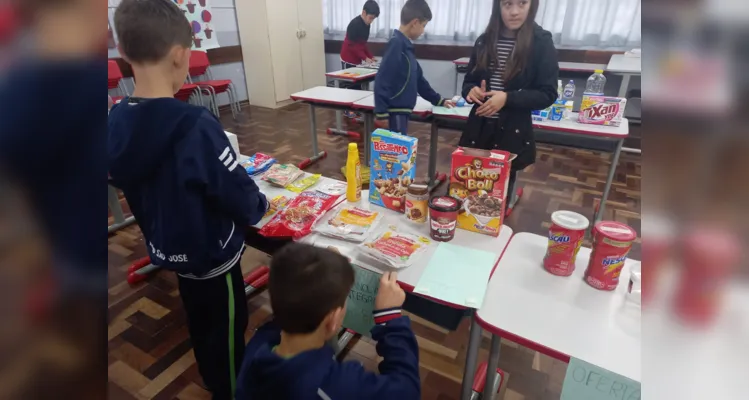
[351, 94, 433, 165]
[465, 232, 641, 400]
[325, 67, 378, 136]
[429, 107, 629, 224]
[290, 86, 373, 166]
[607, 54, 641, 97]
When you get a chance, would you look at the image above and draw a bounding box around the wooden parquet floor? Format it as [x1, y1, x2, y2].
[108, 104, 641, 400]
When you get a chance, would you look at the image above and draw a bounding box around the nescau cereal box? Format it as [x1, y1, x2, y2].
[369, 129, 417, 213]
[578, 95, 627, 126]
[448, 147, 511, 237]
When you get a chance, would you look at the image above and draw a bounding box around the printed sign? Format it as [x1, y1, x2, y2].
[173, 0, 219, 50]
[561, 358, 640, 400]
[342, 265, 380, 337]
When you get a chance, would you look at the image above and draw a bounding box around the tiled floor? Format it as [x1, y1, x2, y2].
[108, 103, 641, 399]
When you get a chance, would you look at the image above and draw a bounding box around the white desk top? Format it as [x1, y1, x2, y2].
[290, 86, 372, 105]
[300, 190, 513, 308]
[352, 94, 434, 116]
[558, 61, 608, 72]
[534, 112, 629, 138]
[453, 57, 470, 65]
[433, 107, 629, 138]
[607, 54, 641, 74]
[477, 232, 641, 382]
[325, 67, 378, 82]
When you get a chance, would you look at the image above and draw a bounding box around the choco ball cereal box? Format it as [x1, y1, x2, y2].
[578, 95, 627, 126]
[369, 129, 418, 213]
[448, 147, 511, 237]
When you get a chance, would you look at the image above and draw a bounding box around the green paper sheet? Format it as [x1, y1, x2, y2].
[342, 265, 381, 337]
[561, 358, 641, 400]
[413, 243, 497, 308]
[432, 105, 472, 118]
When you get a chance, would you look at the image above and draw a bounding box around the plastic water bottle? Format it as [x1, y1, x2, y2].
[584, 69, 607, 95]
[563, 80, 576, 99]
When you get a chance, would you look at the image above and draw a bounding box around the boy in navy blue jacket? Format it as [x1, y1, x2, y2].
[374, 0, 453, 135]
[236, 244, 420, 400]
[108, 1, 267, 398]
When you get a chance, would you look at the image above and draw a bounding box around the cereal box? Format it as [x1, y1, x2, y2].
[578, 95, 627, 126]
[448, 148, 511, 237]
[369, 129, 417, 213]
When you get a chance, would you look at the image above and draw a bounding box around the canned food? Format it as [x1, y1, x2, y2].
[428, 196, 460, 242]
[543, 211, 589, 276]
[584, 221, 637, 291]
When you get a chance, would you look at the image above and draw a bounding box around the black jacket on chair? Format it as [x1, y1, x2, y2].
[460, 24, 559, 170]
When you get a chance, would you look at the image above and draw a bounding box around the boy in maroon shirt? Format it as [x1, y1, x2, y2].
[340, 0, 380, 69]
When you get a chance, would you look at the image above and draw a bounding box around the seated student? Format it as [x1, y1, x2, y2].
[108, 0, 268, 398]
[340, 0, 380, 69]
[374, 0, 454, 135]
[236, 243, 420, 400]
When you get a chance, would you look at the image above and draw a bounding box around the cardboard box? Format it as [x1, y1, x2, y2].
[369, 129, 418, 213]
[448, 147, 512, 237]
[578, 95, 627, 126]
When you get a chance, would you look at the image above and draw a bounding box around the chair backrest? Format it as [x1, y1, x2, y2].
[108, 60, 123, 90]
[188, 51, 210, 77]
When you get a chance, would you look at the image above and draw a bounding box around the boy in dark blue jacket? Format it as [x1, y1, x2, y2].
[108, 1, 267, 398]
[374, 0, 453, 135]
[236, 243, 420, 400]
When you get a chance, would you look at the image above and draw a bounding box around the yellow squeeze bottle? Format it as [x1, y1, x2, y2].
[346, 143, 362, 202]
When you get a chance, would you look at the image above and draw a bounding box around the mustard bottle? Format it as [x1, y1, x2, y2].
[346, 143, 361, 202]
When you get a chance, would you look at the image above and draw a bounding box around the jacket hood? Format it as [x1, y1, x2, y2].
[244, 344, 335, 398]
[108, 97, 197, 185]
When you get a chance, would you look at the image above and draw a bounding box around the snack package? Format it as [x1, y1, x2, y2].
[359, 228, 431, 269]
[448, 147, 512, 237]
[315, 206, 383, 242]
[258, 191, 341, 239]
[286, 173, 321, 193]
[369, 129, 418, 213]
[263, 164, 303, 187]
[263, 196, 290, 219]
[317, 181, 347, 196]
[578, 96, 627, 126]
[241, 153, 276, 175]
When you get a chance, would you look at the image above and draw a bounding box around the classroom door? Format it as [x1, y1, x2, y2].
[266, 0, 304, 102]
[296, 0, 326, 89]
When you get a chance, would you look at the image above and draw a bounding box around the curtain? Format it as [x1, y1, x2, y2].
[323, 0, 641, 48]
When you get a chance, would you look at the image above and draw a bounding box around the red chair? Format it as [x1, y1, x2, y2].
[108, 60, 130, 100]
[188, 51, 242, 118]
[174, 83, 202, 105]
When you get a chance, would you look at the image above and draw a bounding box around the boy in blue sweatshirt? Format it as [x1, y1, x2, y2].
[374, 0, 454, 135]
[108, 1, 268, 398]
[236, 243, 420, 400]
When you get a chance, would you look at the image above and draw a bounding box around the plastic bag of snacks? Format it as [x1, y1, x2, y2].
[241, 153, 276, 176]
[262, 196, 290, 220]
[286, 173, 321, 193]
[258, 191, 341, 239]
[314, 206, 383, 242]
[263, 164, 303, 187]
[359, 227, 432, 269]
[316, 181, 347, 196]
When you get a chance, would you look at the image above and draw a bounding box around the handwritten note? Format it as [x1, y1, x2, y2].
[432, 105, 472, 118]
[561, 358, 641, 400]
[342, 265, 381, 337]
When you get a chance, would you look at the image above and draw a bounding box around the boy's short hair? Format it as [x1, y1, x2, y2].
[114, 0, 192, 63]
[363, 0, 380, 17]
[400, 0, 432, 25]
[269, 243, 355, 334]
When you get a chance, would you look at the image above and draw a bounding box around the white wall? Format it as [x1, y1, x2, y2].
[324, 52, 641, 109]
[107, 0, 248, 106]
